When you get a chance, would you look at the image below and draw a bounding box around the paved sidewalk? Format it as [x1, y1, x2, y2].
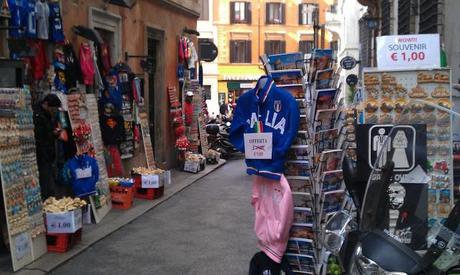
[1, 160, 226, 275]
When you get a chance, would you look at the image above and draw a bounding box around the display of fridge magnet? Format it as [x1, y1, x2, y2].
[409, 114, 424, 124]
[364, 74, 380, 85]
[365, 113, 378, 124]
[437, 99, 451, 109]
[439, 189, 451, 203]
[320, 170, 344, 192]
[423, 99, 436, 112]
[431, 159, 450, 174]
[394, 99, 407, 113]
[380, 101, 394, 113]
[417, 72, 433, 83]
[408, 85, 428, 98]
[381, 73, 397, 85]
[293, 207, 314, 225]
[424, 113, 437, 125]
[437, 128, 451, 141]
[366, 86, 379, 99]
[410, 102, 423, 113]
[426, 129, 436, 141]
[365, 100, 378, 113]
[380, 113, 394, 124]
[437, 203, 451, 218]
[427, 144, 436, 156]
[381, 85, 394, 98]
[432, 85, 450, 98]
[428, 189, 437, 204]
[394, 84, 407, 98]
[287, 238, 315, 256]
[438, 144, 451, 156]
[437, 113, 450, 127]
[434, 72, 450, 83]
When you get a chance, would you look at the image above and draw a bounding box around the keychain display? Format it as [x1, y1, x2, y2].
[363, 68, 454, 225]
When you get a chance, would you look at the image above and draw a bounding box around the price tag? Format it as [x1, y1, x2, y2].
[377, 34, 440, 69]
[184, 160, 199, 173]
[141, 174, 160, 188]
[165, 170, 171, 185]
[244, 132, 273, 159]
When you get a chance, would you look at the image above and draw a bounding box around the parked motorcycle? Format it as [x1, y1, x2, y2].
[206, 119, 238, 160]
[324, 100, 460, 274]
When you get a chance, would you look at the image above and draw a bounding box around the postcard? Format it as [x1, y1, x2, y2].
[320, 170, 344, 193]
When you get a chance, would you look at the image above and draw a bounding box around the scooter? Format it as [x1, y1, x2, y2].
[324, 102, 460, 274]
[206, 120, 238, 159]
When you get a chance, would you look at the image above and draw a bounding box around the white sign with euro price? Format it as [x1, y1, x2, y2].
[184, 160, 200, 173]
[46, 208, 83, 234]
[376, 34, 440, 69]
[244, 132, 273, 159]
[141, 174, 160, 188]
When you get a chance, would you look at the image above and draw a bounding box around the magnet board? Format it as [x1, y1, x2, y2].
[362, 68, 453, 225]
[139, 112, 155, 168]
[85, 94, 112, 223]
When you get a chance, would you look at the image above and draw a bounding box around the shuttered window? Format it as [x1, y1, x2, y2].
[299, 40, 314, 54]
[419, 0, 441, 34]
[265, 40, 286, 55]
[381, 0, 391, 35]
[230, 2, 252, 24]
[266, 3, 285, 24]
[230, 40, 251, 63]
[298, 3, 317, 25]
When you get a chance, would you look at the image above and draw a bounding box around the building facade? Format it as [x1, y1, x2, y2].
[62, 0, 200, 169]
[212, 0, 336, 106]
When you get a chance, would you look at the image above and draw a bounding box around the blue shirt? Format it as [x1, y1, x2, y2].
[230, 76, 300, 180]
[48, 2, 64, 42]
[67, 154, 99, 197]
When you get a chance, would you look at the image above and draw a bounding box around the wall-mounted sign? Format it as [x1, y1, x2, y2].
[340, 56, 357, 70]
[346, 74, 358, 86]
[376, 34, 440, 69]
[199, 39, 218, 62]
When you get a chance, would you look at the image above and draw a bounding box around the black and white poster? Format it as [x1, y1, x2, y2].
[357, 124, 428, 250]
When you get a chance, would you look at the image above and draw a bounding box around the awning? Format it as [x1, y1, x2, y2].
[218, 65, 264, 81]
[73, 25, 103, 44]
[108, 0, 136, 8]
[227, 82, 240, 90]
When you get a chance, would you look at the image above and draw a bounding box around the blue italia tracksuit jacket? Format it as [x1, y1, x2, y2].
[230, 76, 300, 180]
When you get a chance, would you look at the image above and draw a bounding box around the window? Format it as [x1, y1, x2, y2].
[199, 0, 209, 20]
[299, 40, 314, 54]
[381, 0, 391, 35]
[419, 0, 440, 34]
[266, 3, 285, 24]
[230, 2, 251, 24]
[265, 40, 286, 55]
[230, 40, 251, 63]
[299, 3, 318, 25]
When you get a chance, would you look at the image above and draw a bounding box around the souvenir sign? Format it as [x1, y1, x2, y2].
[141, 174, 160, 188]
[376, 34, 440, 69]
[340, 56, 358, 70]
[243, 133, 273, 159]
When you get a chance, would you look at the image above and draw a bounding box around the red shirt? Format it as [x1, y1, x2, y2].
[184, 101, 193, 126]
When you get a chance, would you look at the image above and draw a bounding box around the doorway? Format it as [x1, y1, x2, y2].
[147, 28, 165, 165]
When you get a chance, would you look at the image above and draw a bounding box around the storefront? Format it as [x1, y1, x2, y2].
[217, 64, 264, 105]
[0, 0, 207, 272]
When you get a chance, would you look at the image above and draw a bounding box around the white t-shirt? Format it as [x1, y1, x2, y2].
[36, 1, 49, 40]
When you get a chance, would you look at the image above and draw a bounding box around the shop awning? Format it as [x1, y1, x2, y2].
[227, 82, 240, 90]
[73, 25, 103, 44]
[218, 65, 264, 81]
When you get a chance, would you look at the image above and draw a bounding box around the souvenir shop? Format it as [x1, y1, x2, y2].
[238, 34, 458, 273]
[0, 0, 214, 272]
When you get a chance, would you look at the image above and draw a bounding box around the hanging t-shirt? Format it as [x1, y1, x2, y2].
[99, 75, 122, 111]
[80, 42, 95, 85]
[100, 43, 112, 76]
[54, 61, 67, 93]
[29, 40, 49, 80]
[8, 0, 24, 38]
[63, 44, 81, 88]
[99, 114, 125, 146]
[48, 2, 64, 43]
[35, 0, 49, 40]
[24, 0, 37, 38]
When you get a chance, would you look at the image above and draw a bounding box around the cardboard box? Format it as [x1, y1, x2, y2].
[45, 209, 83, 234]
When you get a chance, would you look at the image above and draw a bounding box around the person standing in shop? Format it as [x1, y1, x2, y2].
[33, 94, 62, 199]
[100, 103, 125, 177]
[184, 91, 194, 137]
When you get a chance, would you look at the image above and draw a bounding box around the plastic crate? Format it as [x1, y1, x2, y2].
[46, 228, 82, 253]
[132, 174, 165, 200]
[110, 185, 134, 210]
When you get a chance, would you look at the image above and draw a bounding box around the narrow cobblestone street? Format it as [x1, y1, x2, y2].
[50, 159, 256, 275]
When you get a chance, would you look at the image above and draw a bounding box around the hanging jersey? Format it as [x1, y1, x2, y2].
[24, 0, 37, 38]
[48, 2, 64, 42]
[8, 0, 24, 38]
[35, 0, 48, 39]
